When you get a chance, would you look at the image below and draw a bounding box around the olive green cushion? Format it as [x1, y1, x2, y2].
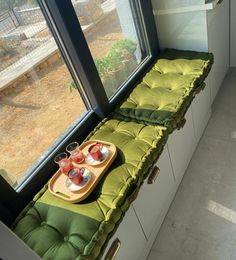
[12, 119, 168, 260]
[114, 49, 213, 130]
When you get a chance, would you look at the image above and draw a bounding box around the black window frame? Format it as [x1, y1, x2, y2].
[0, 0, 160, 224]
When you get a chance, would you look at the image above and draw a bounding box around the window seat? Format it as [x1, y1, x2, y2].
[11, 49, 213, 260]
[114, 49, 213, 131]
[12, 119, 168, 260]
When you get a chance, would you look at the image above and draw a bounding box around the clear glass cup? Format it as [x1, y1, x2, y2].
[88, 143, 103, 161]
[54, 152, 73, 175]
[66, 142, 85, 164]
[68, 167, 84, 185]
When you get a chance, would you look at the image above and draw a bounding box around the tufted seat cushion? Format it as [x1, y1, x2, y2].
[12, 119, 168, 260]
[114, 49, 213, 130]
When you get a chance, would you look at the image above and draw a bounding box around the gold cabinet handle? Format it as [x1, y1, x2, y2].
[147, 166, 160, 184]
[104, 238, 121, 260]
[177, 118, 186, 130]
[128, 188, 139, 203]
[193, 82, 205, 96]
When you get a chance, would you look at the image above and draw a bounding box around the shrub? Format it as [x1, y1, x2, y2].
[68, 81, 77, 92]
[94, 38, 137, 78]
[110, 38, 137, 60]
[68, 38, 137, 93]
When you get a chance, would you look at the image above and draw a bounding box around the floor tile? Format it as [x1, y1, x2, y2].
[204, 112, 236, 142]
[148, 70, 236, 260]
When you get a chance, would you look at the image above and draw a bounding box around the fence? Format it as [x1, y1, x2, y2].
[14, 6, 44, 25]
[0, 0, 108, 76]
[0, 10, 19, 34]
[0, 1, 102, 74]
[0, 6, 52, 73]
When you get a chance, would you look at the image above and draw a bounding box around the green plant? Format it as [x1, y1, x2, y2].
[110, 38, 137, 60]
[105, 50, 122, 71]
[68, 38, 137, 92]
[96, 39, 136, 76]
[94, 58, 107, 77]
[67, 81, 77, 92]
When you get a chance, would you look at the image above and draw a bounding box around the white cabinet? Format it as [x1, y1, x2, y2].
[102, 101, 210, 259]
[151, 0, 230, 103]
[0, 221, 41, 260]
[230, 0, 236, 66]
[103, 146, 176, 260]
[102, 206, 146, 260]
[207, 0, 230, 102]
[167, 107, 196, 185]
[133, 146, 175, 240]
[191, 76, 212, 143]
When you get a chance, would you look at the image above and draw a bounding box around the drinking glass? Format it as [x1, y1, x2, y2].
[66, 142, 85, 164]
[54, 152, 73, 174]
[68, 167, 84, 185]
[88, 143, 103, 161]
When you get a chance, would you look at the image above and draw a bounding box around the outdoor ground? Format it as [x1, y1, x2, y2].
[0, 10, 123, 185]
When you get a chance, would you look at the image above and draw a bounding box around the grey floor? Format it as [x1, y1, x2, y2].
[147, 69, 236, 260]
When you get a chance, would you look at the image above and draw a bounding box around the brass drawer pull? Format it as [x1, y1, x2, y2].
[177, 118, 186, 130]
[128, 188, 139, 203]
[104, 238, 121, 260]
[147, 166, 160, 184]
[193, 82, 205, 96]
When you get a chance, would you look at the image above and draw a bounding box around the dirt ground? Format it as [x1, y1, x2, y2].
[0, 10, 123, 185]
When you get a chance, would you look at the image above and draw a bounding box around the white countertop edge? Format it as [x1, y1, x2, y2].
[153, 0, 219, 16]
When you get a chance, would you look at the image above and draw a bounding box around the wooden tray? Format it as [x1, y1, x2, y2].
[48, 140, 117, 203]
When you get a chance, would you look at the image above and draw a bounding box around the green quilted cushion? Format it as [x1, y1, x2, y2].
[114, 49, 213, 130]
[12, 119, 168, 260]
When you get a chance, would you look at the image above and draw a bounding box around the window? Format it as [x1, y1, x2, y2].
[0, 0, 159, 217]
[0, 0, 88, 188]
[72, 0, 150, 98]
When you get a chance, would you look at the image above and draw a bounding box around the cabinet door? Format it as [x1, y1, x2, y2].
[192, 77, 212, 143]
[0, 221, 41, 260]
[230, 0, 236, 66]
[167, 107, 196, 184]
[133, 146, 175, 240]
[102, 207, 146, 260]
[207, 0, 229, 102]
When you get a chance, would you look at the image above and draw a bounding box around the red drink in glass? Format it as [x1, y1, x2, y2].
[59, 158, 73, 174]
[54, 152, 73, 175]
[70, 149, 85, 164]
[66, 142, 85, 164]
[68, 168, 84, 185]
[88, 143, 103, 161]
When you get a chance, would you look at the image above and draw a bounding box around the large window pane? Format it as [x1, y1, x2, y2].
[72, 0, 150, 98]
[0, 1, 87, 188]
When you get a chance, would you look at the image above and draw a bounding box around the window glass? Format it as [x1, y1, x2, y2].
[72, 0, 149, 98]
[0, 1, 87, 188]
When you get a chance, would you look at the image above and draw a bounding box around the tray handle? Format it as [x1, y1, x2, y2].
[55, 191, 71, 200]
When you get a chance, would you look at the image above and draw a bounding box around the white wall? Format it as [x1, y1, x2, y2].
[151, 0, 208, 52]
[154, 0, 205, 10]
[230, 0, 236, 66]
[115, 0, 142, 61]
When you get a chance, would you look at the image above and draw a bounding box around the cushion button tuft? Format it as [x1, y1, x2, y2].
[40, 221, 46, 227]
[64, 236, 69, 242]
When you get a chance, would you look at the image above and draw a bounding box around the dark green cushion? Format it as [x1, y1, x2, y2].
[114, 49, 213, 130]
[12, 119, 168, 260]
